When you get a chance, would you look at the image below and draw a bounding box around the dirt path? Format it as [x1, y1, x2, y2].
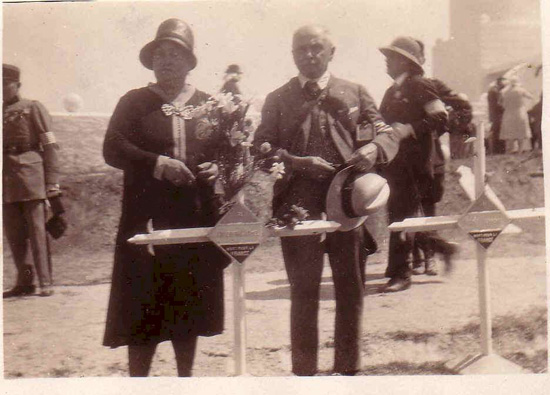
[3, 245, 546, 378]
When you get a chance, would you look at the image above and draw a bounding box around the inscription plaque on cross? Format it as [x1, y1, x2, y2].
[457, 192, 512, 249]
[388, 123, 545, 374]
[209, 202, 263, 263]
[128, 193, 341, 376]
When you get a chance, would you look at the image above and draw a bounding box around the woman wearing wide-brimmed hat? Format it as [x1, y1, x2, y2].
[102, 18, 230, 377]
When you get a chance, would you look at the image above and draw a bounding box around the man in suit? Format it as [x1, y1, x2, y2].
[3, 64, 61, 297]
[254, 25, 409, 376]
[220, 64, 243, 96]
[378, 37, 449, 292]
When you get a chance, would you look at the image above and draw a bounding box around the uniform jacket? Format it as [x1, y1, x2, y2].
[2, 97, 60, 203]
[379, 74, 447, 220]
[254, 75, 403, 213]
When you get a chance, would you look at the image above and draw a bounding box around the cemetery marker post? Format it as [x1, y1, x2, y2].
[389, 123, 545, 374]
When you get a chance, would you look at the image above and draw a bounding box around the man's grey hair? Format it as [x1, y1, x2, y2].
[293, 24, 335, 48]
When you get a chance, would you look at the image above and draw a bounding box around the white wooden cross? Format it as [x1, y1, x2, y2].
[388, 123, 545, 374]
[128, 191, 341, 376]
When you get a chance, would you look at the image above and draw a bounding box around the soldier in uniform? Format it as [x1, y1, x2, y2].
[3, 64, 60, 298]
[378, 37, 449, 292]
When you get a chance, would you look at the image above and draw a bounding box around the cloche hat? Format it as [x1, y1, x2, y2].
[140, 18, 197, 70]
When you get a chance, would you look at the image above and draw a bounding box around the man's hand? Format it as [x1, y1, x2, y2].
[291, 155, 335, 179]
[347, 143, 378, 172]
[196, 162, 219, 184]
[163, 158, 196, 186]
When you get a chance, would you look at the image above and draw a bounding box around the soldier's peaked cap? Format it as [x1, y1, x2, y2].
[3, 64, 20, 82]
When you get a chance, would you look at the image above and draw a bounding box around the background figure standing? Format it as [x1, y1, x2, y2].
[220, 64, 242, 95]
[3, 64, 60, 298]
[487, 77, 507, 154]
[499, 77, 534, 153]
[407, 39, 463, 275]
[254, 25, 405, 376]
[378, 37, 449, 292]
[447, 93, 475, 159]
[528, 93, 543, 151]
[102, 19, 229, 377]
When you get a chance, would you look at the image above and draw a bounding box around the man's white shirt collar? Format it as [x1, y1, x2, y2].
[298, 71, 331, 90]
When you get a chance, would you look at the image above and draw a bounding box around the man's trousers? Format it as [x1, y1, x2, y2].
[3, 200, 52, 287]
[280, 227, 366, 376]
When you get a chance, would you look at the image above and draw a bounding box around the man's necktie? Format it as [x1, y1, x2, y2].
[304, 80, 322, 101]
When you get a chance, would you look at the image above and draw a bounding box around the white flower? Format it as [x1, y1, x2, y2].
[195, 119, 213, 140]
[269, 162, 286, 180]
[229, 124, 246, 146]
[214, 92, 238, 114]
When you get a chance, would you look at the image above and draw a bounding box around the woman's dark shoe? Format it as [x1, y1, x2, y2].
[3, 285, 36, 298]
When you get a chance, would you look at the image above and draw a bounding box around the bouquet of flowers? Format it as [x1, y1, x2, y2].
[167, 92, 285, 205]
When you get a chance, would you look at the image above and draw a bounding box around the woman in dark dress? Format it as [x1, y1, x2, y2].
[102, 18, 230, 377]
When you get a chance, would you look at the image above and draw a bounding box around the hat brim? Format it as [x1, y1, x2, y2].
[139, 37, 197, 71]
[379, 46, 423, 70]
[326, 166, 369, 232]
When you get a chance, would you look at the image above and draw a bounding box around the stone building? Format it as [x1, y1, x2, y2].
[433, 0, 542, 103]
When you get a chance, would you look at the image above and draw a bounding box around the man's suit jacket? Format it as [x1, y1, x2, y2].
[2, 97, 60, 203]
[254, 75, 402, 212]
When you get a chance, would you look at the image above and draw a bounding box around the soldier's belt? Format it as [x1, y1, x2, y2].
[3, 143, 39, 154]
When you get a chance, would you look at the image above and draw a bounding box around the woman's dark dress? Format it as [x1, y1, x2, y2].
[102, 86, 230, 348]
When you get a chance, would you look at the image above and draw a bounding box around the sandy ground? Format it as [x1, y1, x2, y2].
[3, 240, 546, 378]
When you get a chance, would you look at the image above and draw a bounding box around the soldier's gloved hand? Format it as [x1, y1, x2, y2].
[291, 155, 336, 179]
[196, 162, 219, 184]
[347, 143, 378, 172]
[46, 184, 61, 199]
[163, 158, 196, 186]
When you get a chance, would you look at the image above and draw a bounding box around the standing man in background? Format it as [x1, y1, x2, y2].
[3, 64, 61, 298]
[221, 64, 243, 96]
[487, 76, 507, 154]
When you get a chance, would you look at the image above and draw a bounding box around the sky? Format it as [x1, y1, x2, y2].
[2, 0, 450, 113]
